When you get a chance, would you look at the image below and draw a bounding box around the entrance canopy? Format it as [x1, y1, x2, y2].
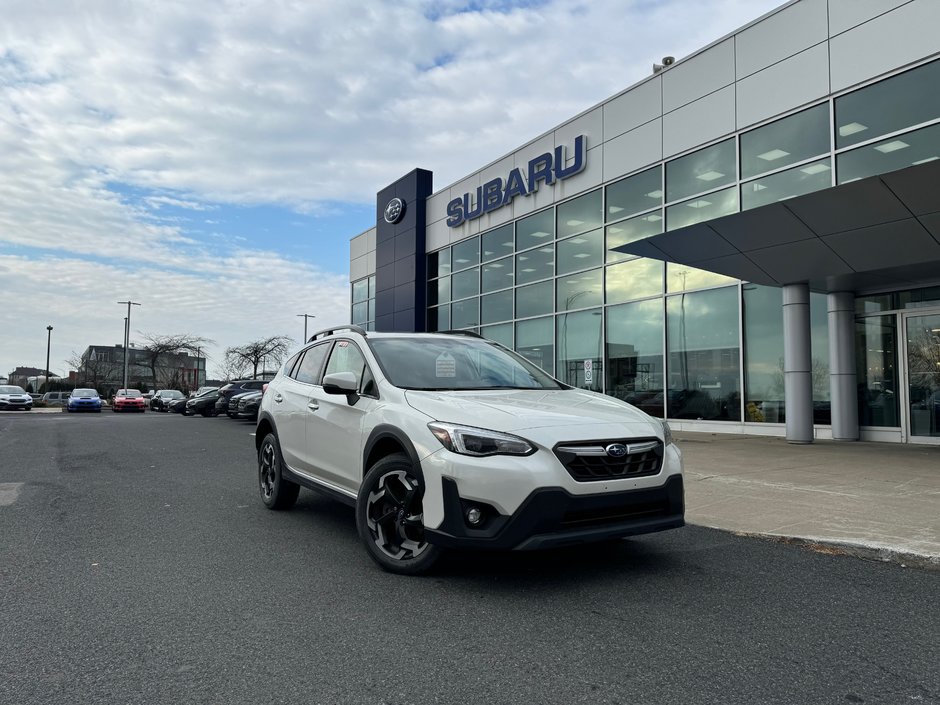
[615, 160, 940, 294]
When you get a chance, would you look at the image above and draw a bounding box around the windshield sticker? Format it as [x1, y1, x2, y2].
[337, 341, 348, 347]
[435, 352, 456, 378]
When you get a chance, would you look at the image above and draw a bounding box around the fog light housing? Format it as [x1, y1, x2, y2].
[465, 507, 483, 526]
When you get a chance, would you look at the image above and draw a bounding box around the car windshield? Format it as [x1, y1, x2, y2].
[369, 337, 563, 391]
[72, 389, 97, 396]
[118, 390, 142, 398]
[0, 386, 26, 394]
[167, 390, 183, 399]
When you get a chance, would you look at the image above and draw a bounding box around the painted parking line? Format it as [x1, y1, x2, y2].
[0, 482, 24, 506]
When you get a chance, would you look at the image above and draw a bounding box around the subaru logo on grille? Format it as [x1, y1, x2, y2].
[605, 443, 628, 458]
[384, 197, 405, 224]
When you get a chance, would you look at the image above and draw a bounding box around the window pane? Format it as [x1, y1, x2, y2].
[428, 276, 450, 306]
[557, 190, 602, 238]
[515, 316, 555, 375]
[452, 236, 480, 271]
[481, 290, 513, 324]
[606, 166, 662, 221]
[556, 228, 603, 275]
[481, 323, 512, 348]
[742, 159, 832, 210]
[666, 287, 741, 421]
[516, 209, 554, 251]
[606, 212, 663, 262]
[666, 186, 738, 230]
[481, 224, 514, 263]
[368, 275, 376, 299]
[481, 256, 514, 293]
[451, 268, 479, 300]
[368, 300, 375, 323]
[837, 122, 940, 184]
[855, 314, 899, 427]
[516, 281, 554, 319]
[742, 284, 785, 423]
[557, 309, 603, 392]
[607, 299, 664, 417]
[324, 342, 367, 389]
[666, 138, 736, 202]
[740, 104, 830, 179]
[428, 248, 450, 278]
[428, 305, 450, 332]
[352, 279, 369, 303]
[667, 263, 736, 293]
[606, 258, 663, 304]
[810, 292, 830, 425]
[835, 58, 940, 149]
[515, 245, 554, 284]
[557, 268, 603, 311]
[352, 301, 369, 325]
[294, 344, 330, 385]
[451, 298, 479, 329]
[899, 285, 940, 309]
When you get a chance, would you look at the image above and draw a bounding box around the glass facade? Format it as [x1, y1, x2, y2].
[351, 274, 377, 330]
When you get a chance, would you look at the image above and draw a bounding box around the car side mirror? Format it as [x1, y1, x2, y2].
[322, 371, 359, 397]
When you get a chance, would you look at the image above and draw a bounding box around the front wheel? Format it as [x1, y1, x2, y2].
[355, 454, 441, 575]
[258, 433, 299, 509]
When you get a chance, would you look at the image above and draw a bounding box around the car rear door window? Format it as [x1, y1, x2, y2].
[292, 343, 331, 385]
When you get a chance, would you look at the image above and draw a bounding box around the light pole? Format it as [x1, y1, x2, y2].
[297, 313, 316, 342]
[117, 300, 141, 390]
[45, 325, 53, 392]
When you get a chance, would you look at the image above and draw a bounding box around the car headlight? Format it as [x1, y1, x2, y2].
[660, 419, 674, 446]
[428, 422, 535, 457]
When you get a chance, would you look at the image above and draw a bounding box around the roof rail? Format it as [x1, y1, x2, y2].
[308, 325, 368, 342]
[438, 330, 484, 339]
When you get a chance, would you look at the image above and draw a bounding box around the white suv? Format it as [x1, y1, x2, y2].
[255, 326, 684, 574]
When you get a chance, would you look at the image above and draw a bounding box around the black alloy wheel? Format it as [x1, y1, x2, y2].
[258, 433, 299, 510]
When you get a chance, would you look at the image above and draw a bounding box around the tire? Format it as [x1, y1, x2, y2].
[258, 433, 299, 510]
[356, 453, 442, 575]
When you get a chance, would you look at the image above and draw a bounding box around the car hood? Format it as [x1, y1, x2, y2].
[0, 393, 31, 400]
[404, 388, 661, 438]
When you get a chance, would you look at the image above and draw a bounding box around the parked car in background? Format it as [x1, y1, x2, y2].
[41, 391, 73, 406]
[112, 389, 146, 413]
[225, 391, 254, 418]
[167, 397, 189, 414]
[67, 389, 102, 413]
[28, 393, 42, 402]
[235, 391, 263, 421]
[215, 380, 266, 415]
[185, 389, 222, 417]
[0, 386, 33, 411]
[150, 389, 185, 412]
[142, 391, 155, 401]
[190, 386, 218, 398]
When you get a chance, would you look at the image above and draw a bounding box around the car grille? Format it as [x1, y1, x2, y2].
[553, 438, 663, 482]
[560, 500, 671, 528]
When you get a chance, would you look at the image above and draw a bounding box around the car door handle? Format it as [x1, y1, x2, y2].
[307, 401, 319, 411]
[273, 393, 283, 403]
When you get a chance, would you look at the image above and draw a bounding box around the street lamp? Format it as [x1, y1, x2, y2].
[117, 300, 141, 390]
[45, 325, 53, 392]
[297, 313, 316, 342]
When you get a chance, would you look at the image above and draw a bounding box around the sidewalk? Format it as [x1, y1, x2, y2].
[677, 432, 940, 568]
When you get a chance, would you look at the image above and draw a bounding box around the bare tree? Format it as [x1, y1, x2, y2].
[66, 349, 120, 390]
[224, 335, 293, 380]
[139, 333, 214, 389]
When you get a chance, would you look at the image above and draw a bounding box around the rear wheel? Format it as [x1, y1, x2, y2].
[356, 454, 441, 575]
[258, 433, 299, 509]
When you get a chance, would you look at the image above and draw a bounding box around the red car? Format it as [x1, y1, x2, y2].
[112, 389, 146, 413]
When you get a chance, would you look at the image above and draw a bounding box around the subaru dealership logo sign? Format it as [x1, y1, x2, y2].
[384, 197, 405, 224]
[446, 135, 587, 228]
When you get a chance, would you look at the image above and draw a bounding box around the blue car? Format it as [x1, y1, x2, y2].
[67, 388, 102, 413]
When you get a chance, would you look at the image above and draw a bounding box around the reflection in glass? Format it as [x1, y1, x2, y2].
[481, 290, 513, 324]
[368, 299, 375, 323]
[606, 166, 662, 222]
[516, 209, 554, 251]
[515, 316, 554, 375]
[666, 186, 738, 230]
[905, 313, 940, 437]
[368, 275, 376, 299]
[428, 305, 450, 332]
[427, 276, 450, 306]
[451, 298, 479, 329]
[666, 138, 735, 203]
[899, 285, 940, 309]
[606, 299, 664, 417]
[452, 236, 480, 271]
[481, 323, 512, 348]
[837, 122, 940, 184]
[606, 258, 663, 304]
[666, 287, 741, 421]
[352, 279, 369, 303]
[810, 292, 830, 424]
[515, 246, 554, 285]
[606, 213, 663, 262]
[835, 58, 940, 149]
[451, 268, 479, 300]
[667, 263, 736, 293]
[482, 257, 514, 293]
[557, 309, 603, 392]
[556, 229, 603, 275]
[742, 284, 785, 423]
[516, 281, 554, 319]
[352, 301, 369, 325]
[855, 315, 899, 428]
[557, 269, 603, 311]
[482, 224, 514, 263]
[742, 159, 832, 211]
[740, 104, 830, 179]
[428, 248, 451, 278]
[557, 190, 602, 239]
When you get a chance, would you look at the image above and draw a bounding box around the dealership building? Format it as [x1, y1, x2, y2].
[348, 0, 940, 445]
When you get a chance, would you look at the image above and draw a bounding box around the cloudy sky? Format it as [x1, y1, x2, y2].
[0, 0, 784, 380]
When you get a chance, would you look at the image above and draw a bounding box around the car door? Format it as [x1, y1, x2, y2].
[306, 339, 379, 493]
[272, 342, 331, 471]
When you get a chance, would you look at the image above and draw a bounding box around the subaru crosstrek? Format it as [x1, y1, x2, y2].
[255, 326, 684, 574]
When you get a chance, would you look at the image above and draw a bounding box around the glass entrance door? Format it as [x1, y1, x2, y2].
[904, 311, 940, 443]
